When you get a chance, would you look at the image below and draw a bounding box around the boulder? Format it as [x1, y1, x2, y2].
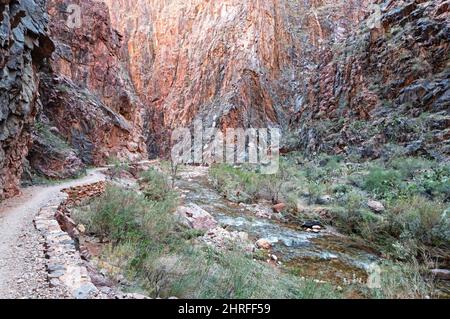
[272, 203, 287, 213]
[256, 239, 272, 250]
[302, 221, 323, 229]
[368, 200, 385, 213]
[176, 204, 218, 231]
[317, 195, 333, 205]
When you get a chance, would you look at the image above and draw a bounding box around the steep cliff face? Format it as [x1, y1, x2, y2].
[0, 0, 54, 198]
[292, 0, 450, 160]
[40, 0, 147, 165]
[103, 0, 295, 156]
[102, 0, 376, 157]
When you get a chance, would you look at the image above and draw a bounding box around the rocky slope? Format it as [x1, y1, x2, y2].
[291, 0, 450, 160]
[0, 0, 54, 198]
[39, 0, 147, 166]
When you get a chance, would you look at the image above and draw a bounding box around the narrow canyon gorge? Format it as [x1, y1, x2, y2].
[0, 0, 448, 301]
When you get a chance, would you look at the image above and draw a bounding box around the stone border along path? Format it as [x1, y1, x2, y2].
[35, 200, 99, 299]
[0, 168, 107, 299]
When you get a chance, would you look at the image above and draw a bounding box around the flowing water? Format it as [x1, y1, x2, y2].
[175, 166, 380, 287]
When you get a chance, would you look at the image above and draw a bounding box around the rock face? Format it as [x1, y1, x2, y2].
[40, 0, 147, 165]
[102, 0, 295, 156]
[292, 0, 450, 159]
[101, 0, 377, 157]
[0, 0, 54, 198]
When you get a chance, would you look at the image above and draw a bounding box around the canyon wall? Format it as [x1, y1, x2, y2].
[0, 0, 54, 198]
[102, 0, 374, 157]
[103, 0, 294, 156]
[40, 0, 147, 166]
[292, 0, 450, 160]
[1, 0, 447, 198]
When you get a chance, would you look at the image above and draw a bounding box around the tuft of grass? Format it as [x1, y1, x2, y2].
[34, 121, 73, 153]
[386, 196, 449, 250]
[370, 260, 436, 299]
[387, 157, 434, 179]
[107, 157, 131, 180]
[331, 190, 382, 240]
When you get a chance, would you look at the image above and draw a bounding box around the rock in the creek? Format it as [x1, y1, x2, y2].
[302, 221, 323, 229]
[241, 203, 275, 219]
[256, 239, 272, 250]
[272, 203, 287, 213]
[368, 200, 385, 213]
[431, 269, 450, 280]
[201, 227, 253, 252]
[176, 204, 218, 231]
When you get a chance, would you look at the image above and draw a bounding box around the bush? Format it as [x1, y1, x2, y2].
[387, 157, 434, 179]
[362, 167, 403, 199]
[140, 168, 174, 201]
[209, 164, 262, 203]
[81, 186, 147, 242]
[76, 185, 178, 246]
[107, 157, 131, 180]
[332, 191, 381, 239]
[305, 180, 326, 205]
[168, 247, 342, 299]
[34, 121, 73, 152]
[386, 196, 449, 249]
[417, 165, 450, 201]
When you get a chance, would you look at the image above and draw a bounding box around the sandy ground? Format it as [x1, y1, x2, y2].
[0, 169, 106, 299]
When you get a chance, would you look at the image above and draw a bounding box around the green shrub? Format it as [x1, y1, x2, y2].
[305, 180, 326, 205]
[363, 167, 403, 199]
[140, 168, 174, 201]
[387, 157, 434, 179]
[169, 247, 341, 299]
[34, 121, 72, 152]
[386, 196, 449, 249]
[332, 191, 381, 239]
[209, 164, 261, 202]
[76, 185, 178, 245]
[416, 165, 450, 201]
[107, 157, 131, 180]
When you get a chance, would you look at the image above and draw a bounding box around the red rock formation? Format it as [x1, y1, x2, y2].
[101, 0, 375, 157]
[103, 0, 297, 156]
[0, 0, 54, 199]
[41, 0, 147, 165]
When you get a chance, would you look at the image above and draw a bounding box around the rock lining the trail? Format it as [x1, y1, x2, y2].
[33, 181, 153, 300]
[34, 200, 100, 299]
